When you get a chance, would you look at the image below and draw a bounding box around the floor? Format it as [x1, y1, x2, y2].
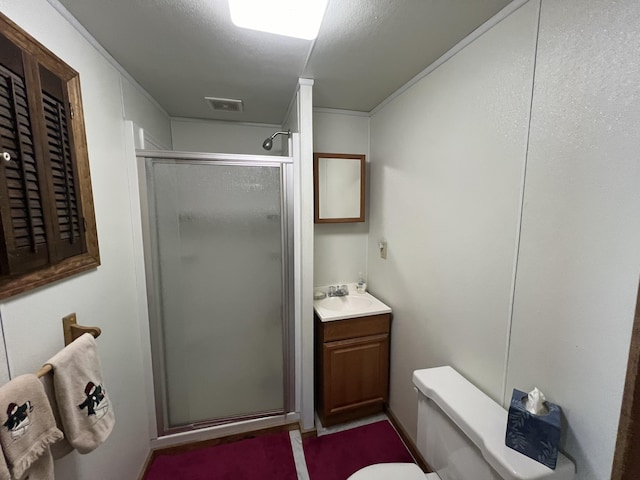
[290, 413, 391, 479]
[144, 412, 416, 479]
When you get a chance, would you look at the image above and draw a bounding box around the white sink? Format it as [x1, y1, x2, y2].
[314, 287, 391, 322]
[315, 295, 373, 312]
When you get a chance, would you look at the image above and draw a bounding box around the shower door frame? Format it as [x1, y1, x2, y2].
[136, 149, 295, 437]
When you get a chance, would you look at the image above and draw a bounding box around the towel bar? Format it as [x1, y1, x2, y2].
[35, 313, 101, 378]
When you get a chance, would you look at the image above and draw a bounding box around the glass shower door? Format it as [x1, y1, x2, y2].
[143, 156, 290, 433]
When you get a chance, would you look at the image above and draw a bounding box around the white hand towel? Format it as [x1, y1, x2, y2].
[0, 374, 62, 480]
[45, 333, 114, 454]
[39, 374, 73, 460]
[17, 451, 54, 480]
[0, 449, 8, 480]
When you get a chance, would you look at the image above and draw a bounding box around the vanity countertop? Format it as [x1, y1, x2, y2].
[313, 287, 391, 322]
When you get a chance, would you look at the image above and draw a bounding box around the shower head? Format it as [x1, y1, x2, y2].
[262, 137, 274, 151]
[262, 130, 291, 151]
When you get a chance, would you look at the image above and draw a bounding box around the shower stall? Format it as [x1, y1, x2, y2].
[137, 149, 295, 436]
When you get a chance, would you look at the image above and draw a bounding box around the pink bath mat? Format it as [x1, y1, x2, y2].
[144, 431, 297, 480]
[303, 420, 415, 480]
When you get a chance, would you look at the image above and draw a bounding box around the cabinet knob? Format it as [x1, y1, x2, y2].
[2, 152, 10, 162]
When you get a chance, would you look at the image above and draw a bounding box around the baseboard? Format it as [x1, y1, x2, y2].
[137, 449, 155, 480]
[300, 425, 318, 439]
[385, 406, 433, 473]
[151, 413, 299, 450]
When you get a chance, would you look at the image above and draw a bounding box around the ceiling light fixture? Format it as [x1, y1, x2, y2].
[228, 0, 329, 40]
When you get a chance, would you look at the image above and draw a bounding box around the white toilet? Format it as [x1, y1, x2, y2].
[348, 366, 575, 480]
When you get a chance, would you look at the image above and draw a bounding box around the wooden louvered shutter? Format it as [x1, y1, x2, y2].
[0, 11, 99, 299]
[0, 33, 50, 275]
[38, 65, 85, 262]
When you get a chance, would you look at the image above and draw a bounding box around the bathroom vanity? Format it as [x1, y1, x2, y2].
[313, 290, 392, 426]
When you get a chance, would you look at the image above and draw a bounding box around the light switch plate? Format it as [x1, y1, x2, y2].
[379, 241, 387, 259]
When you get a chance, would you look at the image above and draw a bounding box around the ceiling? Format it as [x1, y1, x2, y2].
[56, 0, 512, 125]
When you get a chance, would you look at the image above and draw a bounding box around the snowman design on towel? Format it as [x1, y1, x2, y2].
[78, 382, 109, 419]
[3, 401, 33, 439]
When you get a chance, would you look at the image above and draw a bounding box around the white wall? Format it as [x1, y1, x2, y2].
[0, 1, 172, 478]
[367, 1, 640, 479]
[505, 1, 640, 479]
[313, 110, 370, 286]
[121, 76, 172, 149]
[288, 79, 315, 431]
[369, 0, 538, 436]
[171, 117, 286, 155]
[292, 78, 315, 431]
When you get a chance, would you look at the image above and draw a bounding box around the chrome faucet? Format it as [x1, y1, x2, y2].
[328, 285, 349, 297]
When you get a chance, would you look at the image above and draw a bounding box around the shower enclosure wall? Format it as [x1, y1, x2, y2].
[137, 150, 295, 436]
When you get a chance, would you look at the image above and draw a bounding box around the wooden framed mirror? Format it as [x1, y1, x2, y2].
[313, 153, 366, 223]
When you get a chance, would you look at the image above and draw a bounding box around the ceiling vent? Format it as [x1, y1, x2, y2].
[205, 96, 244, 112]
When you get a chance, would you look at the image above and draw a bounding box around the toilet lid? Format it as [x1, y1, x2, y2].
[347, 463, 426, 480]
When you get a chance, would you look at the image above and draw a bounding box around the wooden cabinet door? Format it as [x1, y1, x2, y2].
[322, 333, 389, 416]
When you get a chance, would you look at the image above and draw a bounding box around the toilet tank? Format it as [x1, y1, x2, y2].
[412, 367, 575, 480]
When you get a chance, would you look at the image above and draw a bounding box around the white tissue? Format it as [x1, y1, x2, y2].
[524, 387, 549, 415]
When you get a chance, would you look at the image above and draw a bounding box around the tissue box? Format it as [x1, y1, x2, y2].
[505, 389, 561, 469]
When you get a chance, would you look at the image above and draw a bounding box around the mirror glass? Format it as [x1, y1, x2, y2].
[314, 153, 365, 223]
